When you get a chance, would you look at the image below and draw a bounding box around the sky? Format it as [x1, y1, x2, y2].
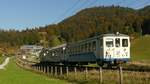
[0, 0, 150, 30]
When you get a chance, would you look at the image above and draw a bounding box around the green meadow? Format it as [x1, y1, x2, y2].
[131, 35, 150, 63]
[0, 58, 72, 84]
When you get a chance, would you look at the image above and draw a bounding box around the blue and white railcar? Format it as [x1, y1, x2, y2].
[98, 33, 130, 65]
[65, 33, 130, 66]
[39, 33, 130, 66]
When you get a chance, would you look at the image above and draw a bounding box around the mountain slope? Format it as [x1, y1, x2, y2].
[131, 35, 150, 63]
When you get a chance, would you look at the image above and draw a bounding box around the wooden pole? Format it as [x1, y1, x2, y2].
[119, 66, 123, 84]
[38, 65, 40, 71]
[85, 67, 88, 80]
[36, 66, 38, 71]
[47, 66, 49, 74]
[60, 67, 63, 76]
[51, 66, 53, 75]
[66, 66, 69, 77]
[74, 67, 77, 79]
[40, 65, 41, 71]
[42, 66, 44, 73]
[99, 67, 103, 84]
[44, 66, 45, 73]
[55, 66, 57, 76]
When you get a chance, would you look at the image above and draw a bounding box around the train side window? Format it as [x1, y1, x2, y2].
[76, 46, 78, 54]
[85, 43, 88, 52]
[61, 48, 63, 54]
[88, 43, 92, 52]
[115, 38, 120, 47]
[79, 45, 81, 53]
[81, 45, 84, 52]
[92, 41, 96, 51]
[70, 47, 73, 55]
[122, 39, 128, 47]
[75, 47, 78, 54]
[73, 47, 75, 54]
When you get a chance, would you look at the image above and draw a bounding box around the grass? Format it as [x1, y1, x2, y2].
[0, 58, 72, 84]
[0, 55, 6, 64]
[61, 69, 150, 84]
[131, 35, 150, 63]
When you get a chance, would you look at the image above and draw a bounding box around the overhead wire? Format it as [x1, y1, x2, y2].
[52, 0, 149, 24]
[86, 0, 99, 8]
[70, 0, 90, 14]
[133, 0, 150, 9]
[52, 0, 80, 24]
[115, 0, 125, 5]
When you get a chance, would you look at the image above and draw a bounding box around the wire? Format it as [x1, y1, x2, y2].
[52, 0, 80, 24]
[86, 0, 99, 8]
[133, 0, 150, 9]
[70, 0, 90, 14]
[115, 0, 125, 6]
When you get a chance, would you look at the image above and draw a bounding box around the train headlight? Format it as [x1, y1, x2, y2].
[43, 53, 46, 56]
[63, 47, 66, 50]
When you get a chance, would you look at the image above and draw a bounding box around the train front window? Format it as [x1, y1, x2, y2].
[122, 39, 128, 47]
[115, 38, 120, 47]
[106, 39, 113, 47]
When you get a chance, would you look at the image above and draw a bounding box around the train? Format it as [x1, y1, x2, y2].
[39, 33, 130, 66]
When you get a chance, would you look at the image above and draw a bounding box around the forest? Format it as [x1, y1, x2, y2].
[0, 6, 150, 51]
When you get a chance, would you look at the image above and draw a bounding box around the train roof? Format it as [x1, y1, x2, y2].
[44, 33, 129, 50]
[68, 33, 129, 46]
[48, 43, 67, 51]
[101, 33, 129, 37]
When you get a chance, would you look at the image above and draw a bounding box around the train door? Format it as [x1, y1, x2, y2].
[114, 38, 121, 59]
[121, 38, 130, 59]
[104, 38, 114, 60]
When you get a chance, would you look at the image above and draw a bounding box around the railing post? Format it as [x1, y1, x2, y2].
[38, 65, 40, 71]
[39, 65, 41, 71]
[99, 67, 103, 84]
[47, 66, 49, 74]
[66, 66, 69, 77]
[51, 66, 53, 75]
[74, 67, 77, 79]
[60, 67, 63, 76]
[119, 66, 123, 84]
[55, 66, 57, 76]
[42, 66, 44, 72]
[85, 67, 88, 80]
[43, 66, 45, 73]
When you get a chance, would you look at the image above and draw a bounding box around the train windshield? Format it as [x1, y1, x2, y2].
[115, 38, 120, 47]
[106, 38, 113, 47]
[122, 39, 128, 47]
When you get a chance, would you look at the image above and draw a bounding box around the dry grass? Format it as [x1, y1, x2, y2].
[55, 69, 150, 84]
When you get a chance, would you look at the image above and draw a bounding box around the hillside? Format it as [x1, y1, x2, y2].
[131, 35, 150, 63]
[0, 6, 150, 50]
